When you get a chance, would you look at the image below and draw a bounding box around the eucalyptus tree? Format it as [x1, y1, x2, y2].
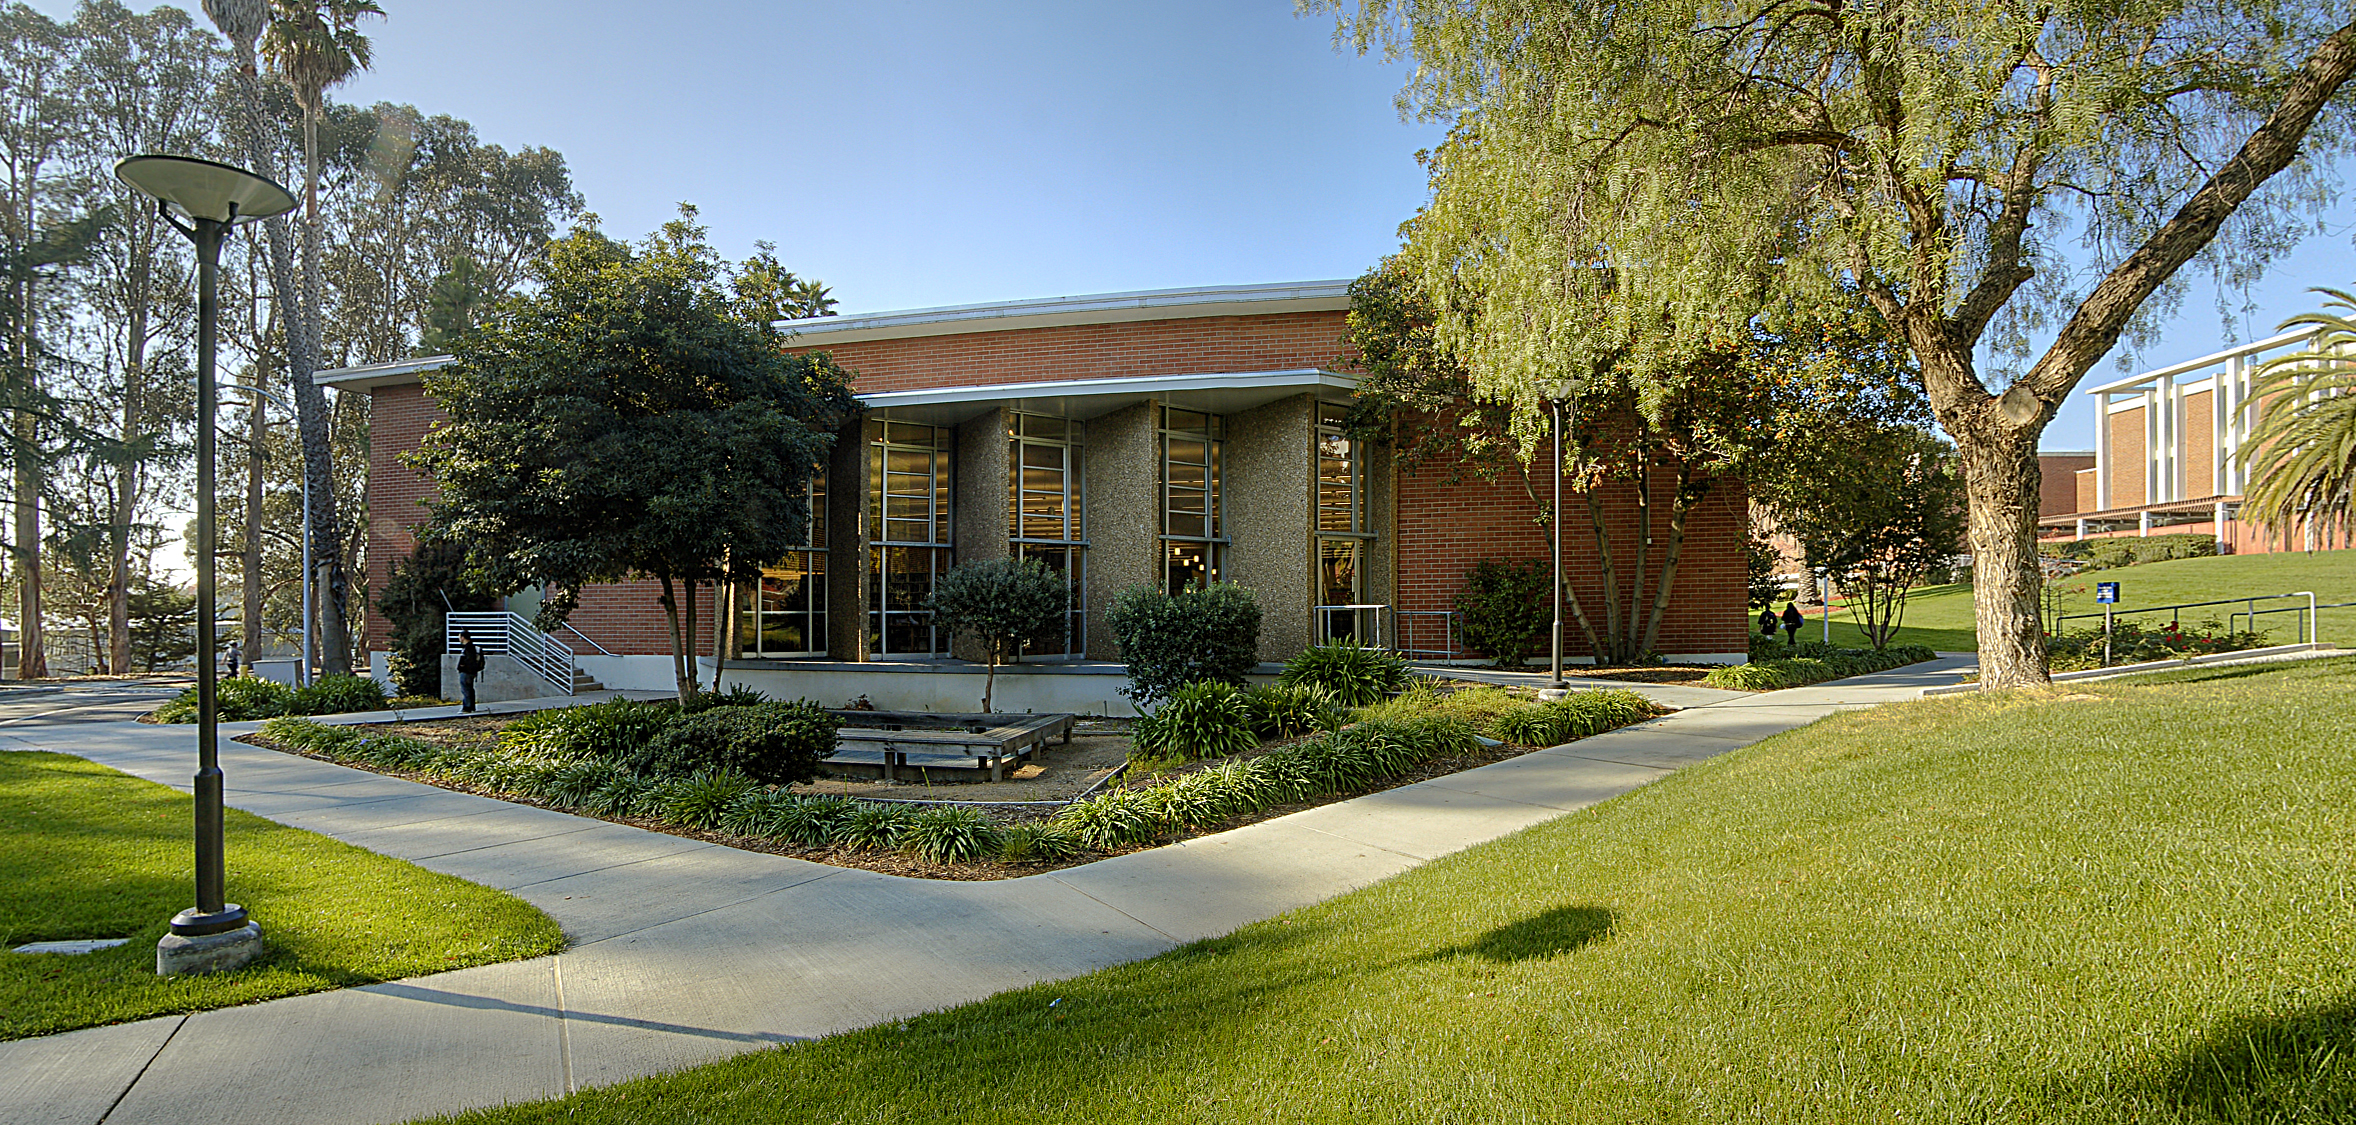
[67, 0, 221, 672]
[0, 4, 80, 678]
[1327, 1, 2356, 685]
[258, 0, 381, 674]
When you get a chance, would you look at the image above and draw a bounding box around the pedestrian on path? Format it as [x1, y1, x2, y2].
[1780, 603, 1805, 648]
[1758, 607, 1778, 638]
[223, 640, 242, 678]
[457, 631, 484, 712]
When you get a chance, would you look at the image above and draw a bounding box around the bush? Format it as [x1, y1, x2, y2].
[2047, 533, 2217, 572]
[503, 698, 679, 762]
[624, 700, 837, 786]
[374, 540, 497, 698]
[1701, 663, 1790, 691]
[1056, 788, 1162, 850]
[1246, 684, 1343, 739]
[1143, 681, 1258, 760]
[1105, 582, 1263, 707]
[2046, 618, 2266, 671]
[763, 794, 855, 845]
[1708, 644, 1937, 690]
[1453, 558, 1552, 668]
[658, 770, 762, 829]
[901, 805, 1004, 864]
[289, 674, 388, 717]
[1488, 691, 1660, 746]
[838, 801, 918, 850]
[996, 821, 1081, 863]
[1279, 640, 1410, 706]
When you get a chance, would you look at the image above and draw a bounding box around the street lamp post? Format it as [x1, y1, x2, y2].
[116, 155, 296, 977]
[1540, 386, 1574, 701]
[221, 382, 310, 688]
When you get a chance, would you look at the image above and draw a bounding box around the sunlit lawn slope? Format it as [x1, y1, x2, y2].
[430, 657, 2356, 1124]
[0, 752, 565, 1040]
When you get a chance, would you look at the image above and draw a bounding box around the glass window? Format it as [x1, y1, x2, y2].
[738, 470, 827, 658]
[1161, 407, 1224, 592]
[1317, 403, 1373, 642]
[1009, 413, 1086, 658]
[865, 421, 954, 657]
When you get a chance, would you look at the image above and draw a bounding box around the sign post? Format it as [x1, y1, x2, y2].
[2095, 582, 2121, 666]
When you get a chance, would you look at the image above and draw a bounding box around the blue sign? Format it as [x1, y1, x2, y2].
[2095, 582, 2120, 604]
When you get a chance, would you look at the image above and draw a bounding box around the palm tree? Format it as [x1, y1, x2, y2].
[2240, 288, 2356, 550]
[792, 277, 837, 318]
[258, 0, 379, 675]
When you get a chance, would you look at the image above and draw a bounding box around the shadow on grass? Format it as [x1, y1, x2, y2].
[2057, 990, 2356, 1122]
[1420, 904, 1615, 963]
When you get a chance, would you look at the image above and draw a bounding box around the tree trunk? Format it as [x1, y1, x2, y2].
[1625, 455, 1650, 659]
[1585, 492, 1624, 661]
[657, 572, 692, 702]
[1635, 468, 1699, 657]
[983, 656, 996, 713]
[109, 286, 147, 674]
[1955, 427, 2049, 687]
[243, 377, 265, 659]
[13, 409, 42, 680]
[296, 103, 350, 675]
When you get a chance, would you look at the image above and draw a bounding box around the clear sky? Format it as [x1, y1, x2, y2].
[37, 0, 2356, 452]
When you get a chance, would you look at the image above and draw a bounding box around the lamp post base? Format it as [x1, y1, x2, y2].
[1536, 684, 1571, 702]
[158, 905, 262, 976]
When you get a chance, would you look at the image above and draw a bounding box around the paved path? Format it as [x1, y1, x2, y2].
[0, 657, 1975, 1125]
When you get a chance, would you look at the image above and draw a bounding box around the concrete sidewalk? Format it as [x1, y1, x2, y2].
[0, 656, 1975, 1125]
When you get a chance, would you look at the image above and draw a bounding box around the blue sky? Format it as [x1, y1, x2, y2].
[44, 0, 2356, 451]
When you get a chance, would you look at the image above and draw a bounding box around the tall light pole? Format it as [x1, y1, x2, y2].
[117, 155, 296, 976]
[221, 382, 309, 687]
[1541, 384, 1574, 701]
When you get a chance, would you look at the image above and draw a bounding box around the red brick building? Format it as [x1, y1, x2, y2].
[330, 282, 1748, 705]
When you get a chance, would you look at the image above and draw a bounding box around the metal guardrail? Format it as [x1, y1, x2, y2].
[445, 611, 577, 695]
[1314, 604, 1389, 649]
[1394, 610, 1461, 661]
[2230, 598, 2356, 642]
[2058, 591, 2322, 643]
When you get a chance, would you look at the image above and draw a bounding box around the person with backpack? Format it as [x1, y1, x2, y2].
[1758, 606, 1779, 639]
[456, 630, 485, 712]
[1779, 602, 1805, 648]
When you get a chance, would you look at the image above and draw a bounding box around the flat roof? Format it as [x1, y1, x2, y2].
[315, 280, 1354, 391]
[859, 369, 1358, 427]
[2081, 326, 2316, 396]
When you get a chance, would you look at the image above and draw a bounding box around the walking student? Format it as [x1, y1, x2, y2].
[456, 630, 485, 713]
[1757, 606, 1778, 638]
[223, 639, 243, 678]
[1779, 602, 1805, 648]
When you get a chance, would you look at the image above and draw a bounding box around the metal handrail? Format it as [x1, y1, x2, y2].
[2058, 590, 2325, 644]
[1314, 603, 1389, 649]
[559, 621, 617, 657]
[2230, 597, 2356, 642]
[1394, 610, 1460, 661]
[446, 611, 577, 695]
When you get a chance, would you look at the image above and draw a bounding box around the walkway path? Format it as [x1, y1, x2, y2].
[0, 657, 1976, 1125]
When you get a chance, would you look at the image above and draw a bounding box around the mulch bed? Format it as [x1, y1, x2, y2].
[236, 720, 1561, 883]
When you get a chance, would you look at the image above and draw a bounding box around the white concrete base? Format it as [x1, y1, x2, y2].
[156, 922, 263, 976]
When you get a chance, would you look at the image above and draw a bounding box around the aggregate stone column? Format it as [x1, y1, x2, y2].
[1364, 433, 1397, 644]
[825, 413, 870, 662]
[1223, 393, 1315, 663]
[1081, 401, 1160, 661]
[949, 407, 1012, 662]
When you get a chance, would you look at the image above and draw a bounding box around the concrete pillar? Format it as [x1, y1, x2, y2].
[825, 413, 870, 661]
[2075, 518, 2086, 541]
[1081, 401, 1159, 661]
[2138, 510, 2151, 537]
[1224, 393, 1315, 663]
[947, 408, 1013, 662]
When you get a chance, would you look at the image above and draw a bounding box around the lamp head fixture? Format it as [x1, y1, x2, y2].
[114, 155, 296, 228]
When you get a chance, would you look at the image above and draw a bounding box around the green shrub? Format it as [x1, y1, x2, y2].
[501, 698, 678, 762]
[765, 795, 855, 845]
[1278, 640, 1410, 706]
[1488, 691, 1661, 746]
[153, 675, 294, 723]
[839, 801, 919, 850]
[541, 759, 631, 808]
[1703, 663, 1791, 691]
[582, 772, 660, 817]
[1056, 788, 1161, 850]
[1709, 644, 1938, 691]
[995, 821, 1081, 863]
[258, 716, 362, 755]
[1453, 558, 1552, 667]
[1144, 681, 1258, 760]
[1105, 582, 1263, 707]
[2048, 533, 2217, 571]
[657, 770, 762, 829]
[900, 805, 1004, 864]
[1245, 683, 1343, 739]
[627, 700, 838, 786]
[680, 684, 772, 714]
[2046, 618, 2266, 672]
[387, 694, 450, 709]
[289, 674, 388, 717]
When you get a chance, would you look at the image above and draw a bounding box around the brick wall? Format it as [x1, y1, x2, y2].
[2107, 406, 2147, 509]
[2183, 390, 2215, 497]
[1394, 466, 1749, 660]
[2037, 453, 2094, 517]
[802, 311, 1350, 392]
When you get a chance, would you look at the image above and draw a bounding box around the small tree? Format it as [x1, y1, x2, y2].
[374, 540, 497, 698]
[1104, 582, 1262, 708]
[1760, 427, 1965, 650]
[926, 557, 1069, 712]
[126, 577, 195, 673]
[408, 208, 857, 703]
[1452, 558, 1549, 668]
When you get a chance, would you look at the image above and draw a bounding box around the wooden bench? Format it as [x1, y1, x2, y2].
[825, 711, 1077, 781]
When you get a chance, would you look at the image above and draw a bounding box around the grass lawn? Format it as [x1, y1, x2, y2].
[1794, 546, 2356, 653]
[428, 656, 2356, 1124]
[0, 751, 565, 1040]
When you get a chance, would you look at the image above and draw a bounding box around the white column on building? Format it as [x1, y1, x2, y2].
[2075, 517, 2087, 541]
[2140, 509, 2152, 537]
[2094, 391, 2111, 510]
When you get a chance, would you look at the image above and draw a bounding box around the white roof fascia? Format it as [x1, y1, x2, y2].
[313, 354, 454, 392]
[856, 369, 1357, 413]
[2082, 327, 2316, 396]
[779, 280, 1352, 345]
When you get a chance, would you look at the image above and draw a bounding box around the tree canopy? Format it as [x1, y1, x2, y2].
[1326, 0, 2356, 684]
[409, 208, 856, 702]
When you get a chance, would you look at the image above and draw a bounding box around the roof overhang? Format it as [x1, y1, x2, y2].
[859, 369, 1358, 427]
[314, 354, 452, 393]
[2081, 326, 2315, 396]
[777, 280, 1351, 346]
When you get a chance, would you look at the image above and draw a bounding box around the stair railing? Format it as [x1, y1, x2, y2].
[445, 611, 578, 695]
